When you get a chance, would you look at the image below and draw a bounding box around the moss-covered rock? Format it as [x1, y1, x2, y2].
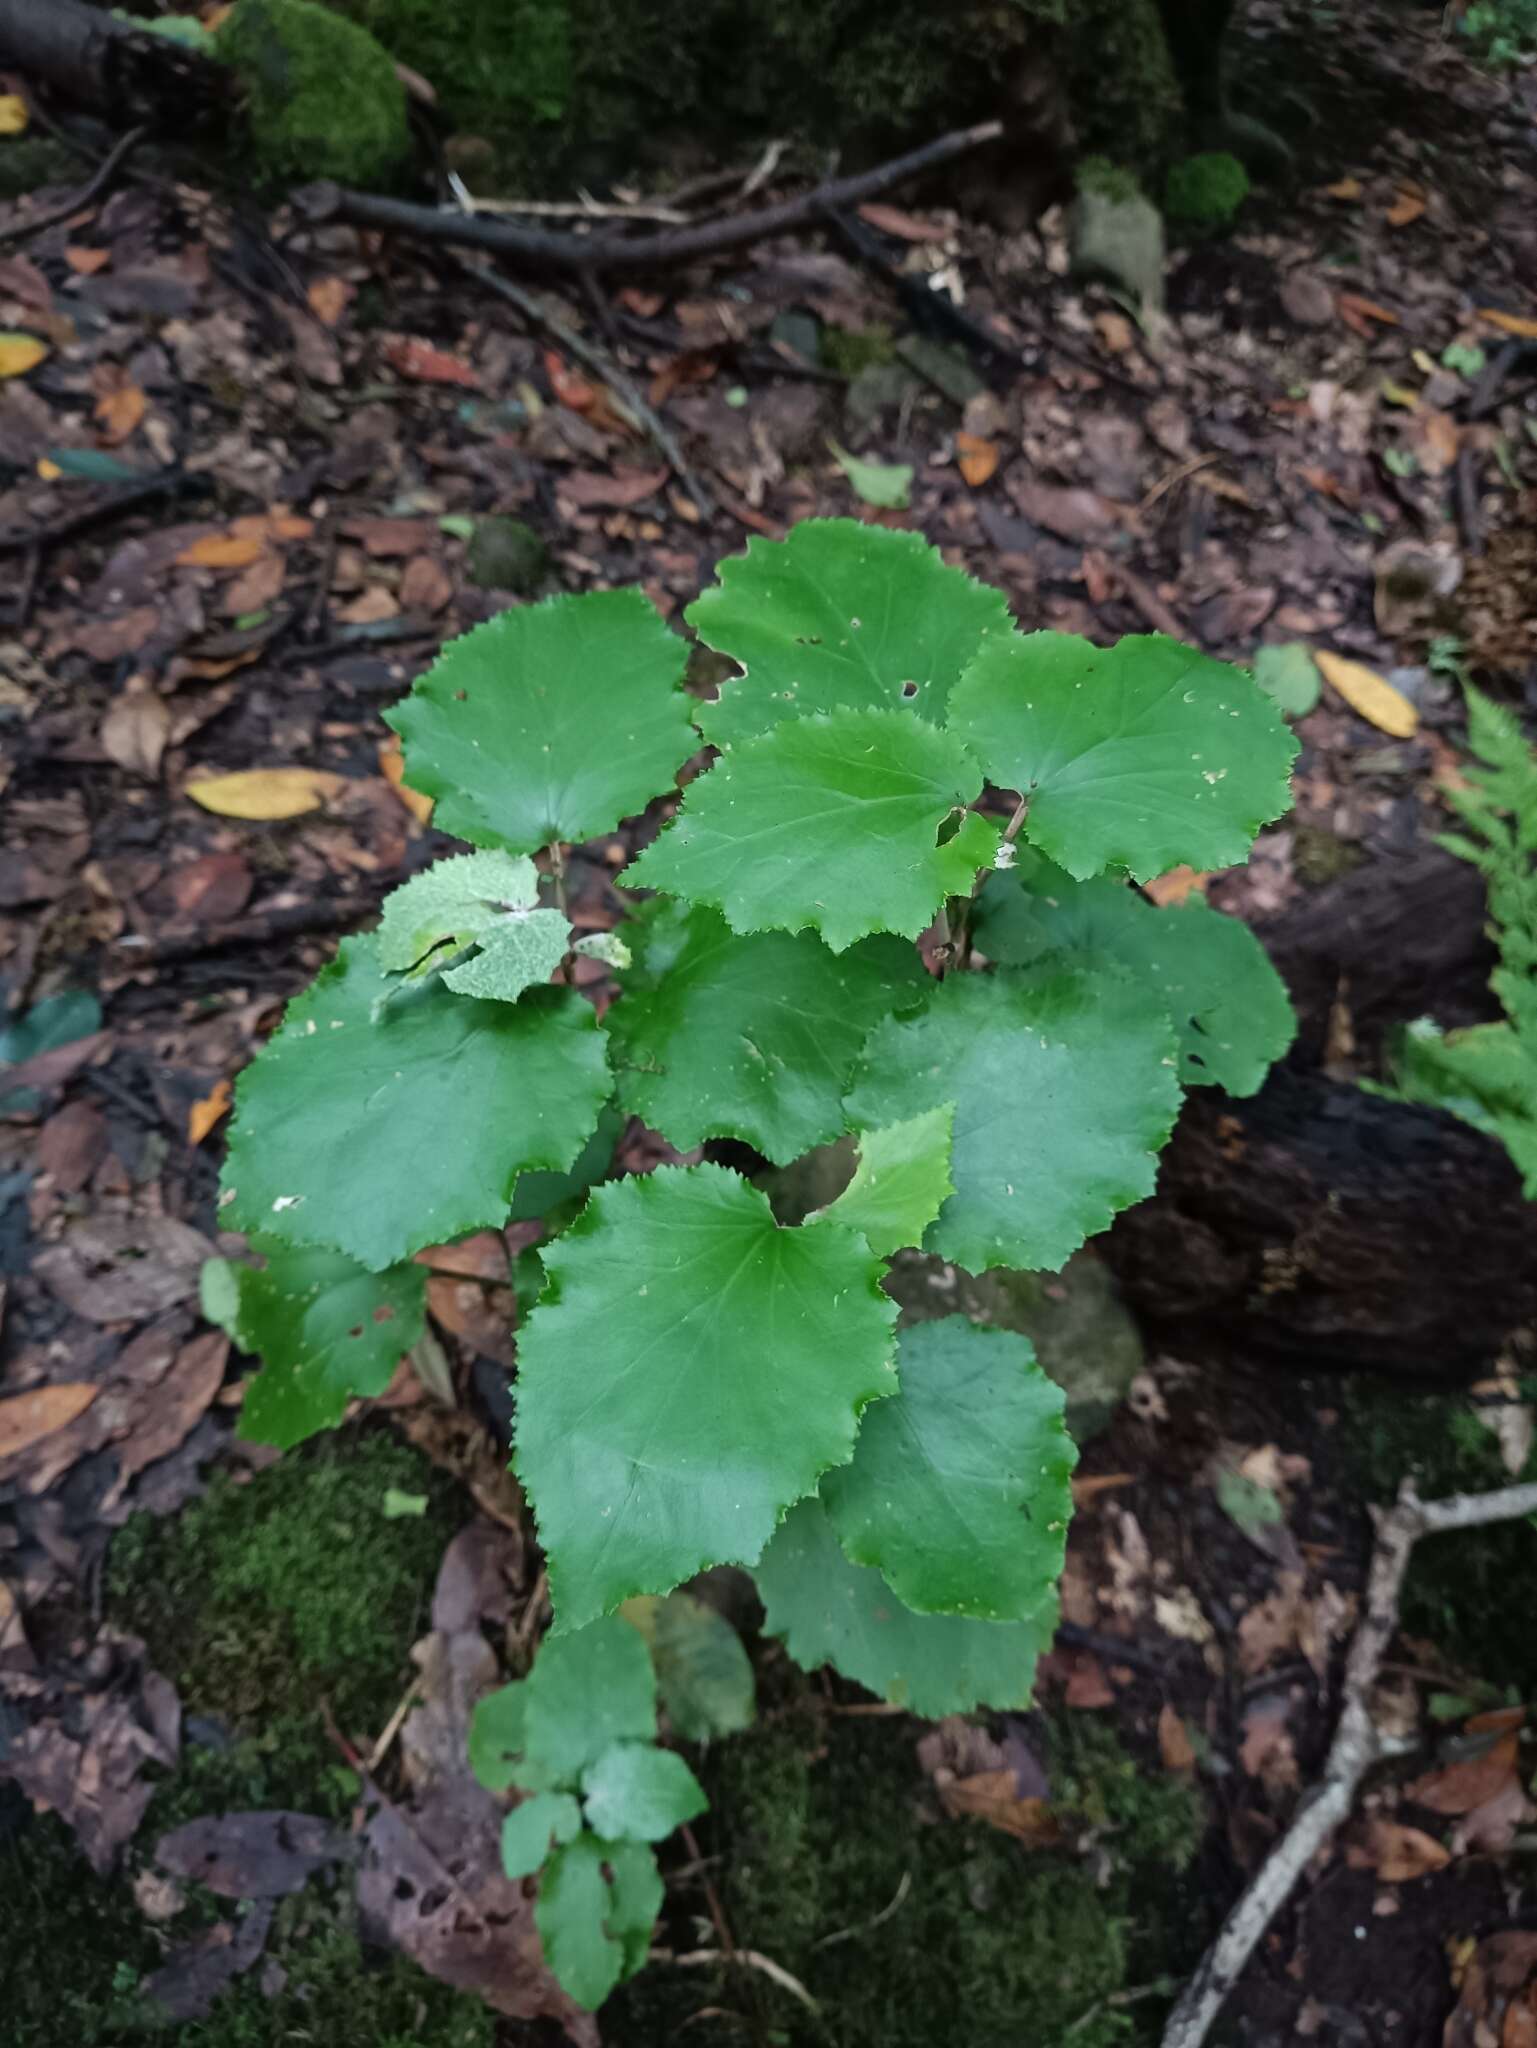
[217, 0, 410, 187]
[465, 515, 548, 593]
[1165, 148, 1250, 224]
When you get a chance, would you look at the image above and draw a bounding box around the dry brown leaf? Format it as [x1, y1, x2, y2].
[1346, 1817, 1450, 1881]
[955, 432, 1000, 488]
[1314, 650, 1418, 736]
[1158, 1703, 1196, 1773]
[336, 585, 400, 625]
[1479, 308, 1537, 341]
[856, 201, 949, 241]
[1094, 309, 1136, 354]
[938, 1773, 1063, 1844]
[1451, 1774, 1536, 1856]
[185, 768, 345, 820]
[0, 1382, 98, 1461]
[1444, 1933, 1537, 2048]
[1413, 406, 1460, 476]
[64, 246, 110, 275]
[1070, 1472, 1136, 1506]
[223, 552, 286, 616]
[1408, 1731, 1521, 1816]
[94, 381, 146, 445]
[1143, 866, 1211, 906]
[177, 533, 267, 571]
[398, 554, 453, 614]
[1190, 469, 1255, 508]
[1337, 291, 1401, 336]
[188, 1077, 233, 1147]
[379, 739, 434, 826]
[307, 276, 353, 327]
[1323, 175, 1363, 200]
[1385, 187, 1427, 228]
[100, 690, 171, 779]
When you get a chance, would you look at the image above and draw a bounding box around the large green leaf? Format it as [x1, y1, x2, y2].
[813, 1106, 955, 1257]
[605, 1839, 663, 1980]
[821, 1318, 1075, 1621]
[627, 707, 998, 952]
[755, 1497, 1055, 1716]
[536, 1832, 623, 2010]
[220, 937, 611, 1271]
[579, 1742, 707, 1842]
[507, 1104, 623, 1224]
[949, 631, 1296, 882]
[520, 1617, 658, 1791]
[619, 1592, 757, 1741]
[501, 1790, 582, 1879]
[609, 901, 927, 1163]
[845, 968, 1181, 1273]
[200, 1240, 425, 1450]
[514, 1164, 897, 1630]
[385, 589, 695, 854]
[689, 519, 1012, 747]
[973, 852, 1295, 1094]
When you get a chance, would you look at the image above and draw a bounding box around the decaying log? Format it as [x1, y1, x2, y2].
[0, 0, 227, 130]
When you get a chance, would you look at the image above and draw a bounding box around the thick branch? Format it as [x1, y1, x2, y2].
[296, 121, 1004, 278]
[1161, 1479, 1537, 2048]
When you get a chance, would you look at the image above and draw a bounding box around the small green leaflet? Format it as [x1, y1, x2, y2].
[828, 438, 912, 509]
[501, 1790, 582, 1878]
[201, 1240, 425, 1450]
[376, 849, 571, 1003]
[385, 589, 696, 854]
[514, 1164, 897, 1630]
[536, 1833, 627, 2010]
[949, 630, 1297, 882]
[579, 1742, 707, 1842]
[220, 936, 611, 1271]
[468, 1683, 527, 1792]
[755, 1496, 1055, 1716]
[619, 1592, 756, 1741]
[604, 1839, 664, 1980]
[519, 1617, 658, 1791]
[689, 520, 1012, 747]
[973, 852, 1295, 1095]
[610, 901, 928, 1163]
[846, 968, 1181, 1273]
[1250, 643, 1320, 720]
[811, 1105, 955, 1257]
[627, 706, 998, 953]
[821, 1318, 1076, 1621]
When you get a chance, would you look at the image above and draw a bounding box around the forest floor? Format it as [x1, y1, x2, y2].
[3, 1, 1537, 2043]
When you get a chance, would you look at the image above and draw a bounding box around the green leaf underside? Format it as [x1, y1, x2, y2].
[376, 849, 540, 971]
[829, 440, 913, 510]
[689, 520, 1012, 748]
[468, 1683, 527, 1793]
[536, 1833, 624, 2011]
[442, 909, 573, 1003]
[610, 901, 928, 1163]
[949, 631, 1297, 882]
[385, 588, 695, 854]
[220, 936, 611, 1272]
[501, 1790, 582, 1879]
[204, 1241, 426, 1451]
[973, 852, 1296, 1095]
[579, 1741, 708, 1842]
[514, 1164, 897, 1630]
[520, 1617, 658, 1791]
[846, 968, 1182, 1274]
[755, 1497, 1055, 1716]
[627, 707, 997, 953]
[619, 1592, 757, 1741]
[814, 1104, 955, 1258]
[821, 1318, 1076, 1621]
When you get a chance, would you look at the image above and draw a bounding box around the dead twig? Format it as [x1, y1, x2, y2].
[0, 122, 147, 247]
[296, 121, 1004, 279]
[662, 1947, 821, 2017]
[1162, 1477, 1537, 2048]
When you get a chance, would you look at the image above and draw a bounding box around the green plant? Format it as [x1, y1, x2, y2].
[208, 519, 1295, 2000]
[215, 0, 410, 188]
[1379, 685, 1537, 1184]
[1457, 0, 1537, 68]
[1163, 149, 1250, 226]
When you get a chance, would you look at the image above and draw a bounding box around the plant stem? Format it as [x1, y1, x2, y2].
[547, 842, 568, 916]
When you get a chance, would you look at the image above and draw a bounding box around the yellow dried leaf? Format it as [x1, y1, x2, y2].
[0, 95, 28, 136]
[177, 533, 268, 570]
[1323, 175, 1362, 200]
[0, 332, 48, 379]
[188, 1076, 233, 1146]
[379, 738, 434, 826]
[185, 768, 345, 819]
[35, 456, 61, 480]
[307, 276, 353, 328]
[0, 1383, 97, 1460]
[1314, 650, 1418, 737]
[1385, 188, 1426, 228]
[1478, 307, 1537, 341]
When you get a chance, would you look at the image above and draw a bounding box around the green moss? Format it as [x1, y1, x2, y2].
[346, 0, 571, 137]
[1164, 149, 1250, 225]
[820, 324, 898, 379]
[1292, 823, 1363, 887]
[107, 1429, 460, 1810]
[1076, 154, 1145, 206]
[613, 1692, 1204, 2047]
[217, 0, 410, 187]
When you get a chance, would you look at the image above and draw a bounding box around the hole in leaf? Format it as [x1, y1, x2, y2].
[901, 681, 918, 698]
[372, 1304, 396, 1324]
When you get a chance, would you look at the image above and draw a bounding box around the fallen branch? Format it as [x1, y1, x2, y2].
[295, 121, 1004, 279]
[1162, 1478, 1537, 2048]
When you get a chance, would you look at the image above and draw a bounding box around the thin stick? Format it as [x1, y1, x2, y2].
[0, 124, 147, 248]
[664, 1948, 821, 2017]
[1162, 1478, 1537, 2048]
[455, 256, 715, 521]
[297, 121, 1004, 279]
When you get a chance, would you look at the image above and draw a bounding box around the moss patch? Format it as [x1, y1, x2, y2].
[1165, 149, 1250, 225]
[217, 0, 410, 187]
[613, 1684, 1204, 2047]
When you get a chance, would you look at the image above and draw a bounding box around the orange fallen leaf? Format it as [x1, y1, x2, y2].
[938, 1772, 1063, 1845]
[185, 767, 346, 820]
[1143, 866, 1211, 906]
[64, 246, 110, 275]
[1071, 1471, 1137, 1506]
[1414, 406, 1460, 476]
[1323, 175, 1363, 201]
[1346, 1818, 1451, 1881]
[1385, 187, 1427, 228]
[0, 1382, 98, 1460]
[1158, 1703, 1197, 1773]
[307, 276, 353, 328]
[383, 334, 479, 387]
[1337, 292, 1401, 337]
[1467, 1706, 1527, 1736]
[177, 533, 268, 571]
[230, 509, 314, 545]
[379, 738, 434, 826]
[955, 432, 999, 488]
[1478, 308, 1537, 341]
[188, 1076, 233, 1146]
[544, 348, 597, 411]
[1408, 1731, 1521, 1816]
[0, 332, 48, 378]
[94, 381, 146, 445]
[1314, 650, 1418, 737]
